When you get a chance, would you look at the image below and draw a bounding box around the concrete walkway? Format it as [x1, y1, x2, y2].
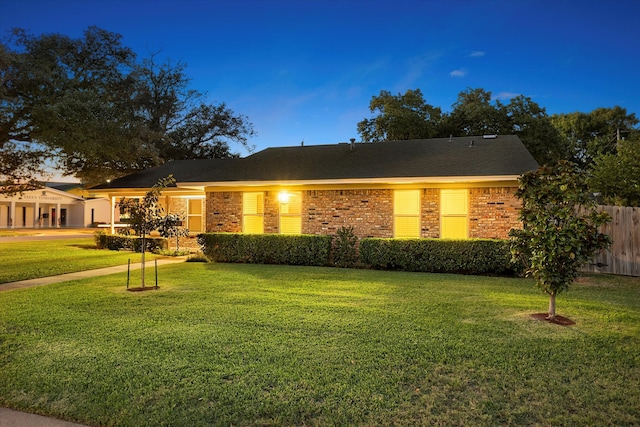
[1, 256, 188, 292]
[1, 253, 188, 426]
[0, 407, 89, 427]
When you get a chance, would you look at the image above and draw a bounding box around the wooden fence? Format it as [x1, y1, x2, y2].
[582, 205, 639, 276]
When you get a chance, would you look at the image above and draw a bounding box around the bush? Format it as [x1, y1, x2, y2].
[94, 231, 167, 253]
[197, 233, 332, 266]
[332, 226, 358, 268]
[359, 238, 515, 276]
[186, 254, 209, 263]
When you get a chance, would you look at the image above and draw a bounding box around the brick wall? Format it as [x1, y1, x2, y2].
[204, 186, 522, 240]
[207, 192, 242, 232]
[469, 187, 521, 239]
[263, 192, 280, 234]
[304, 189, 393, 238]
[167, 197, 187, 216]
[421, 188, 440, 238]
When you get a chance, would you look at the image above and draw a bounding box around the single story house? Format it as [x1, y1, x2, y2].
[90, 135, 539, 239]
[0, 186, 111, 228]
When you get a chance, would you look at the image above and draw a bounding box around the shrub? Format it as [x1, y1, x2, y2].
[186, 254, 209, 263]
[94, 231, 108, 249]
[197, 233, 332, 266]
[94, 231, 167, 253]
[332, 226, 358, 268]
[359, 238, 515, 276]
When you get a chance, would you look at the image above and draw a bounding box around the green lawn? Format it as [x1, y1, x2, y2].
[1, 262, 638, 426]
[0, 238, 161, 283]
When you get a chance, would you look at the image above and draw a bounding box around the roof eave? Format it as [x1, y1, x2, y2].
[182, 175, 523, 189]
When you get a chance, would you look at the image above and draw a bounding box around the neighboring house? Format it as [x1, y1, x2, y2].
[90, 135, 539, 240]
[0, 186, 111, 228]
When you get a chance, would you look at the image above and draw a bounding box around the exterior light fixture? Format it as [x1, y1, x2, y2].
[278, 191, 290, 203]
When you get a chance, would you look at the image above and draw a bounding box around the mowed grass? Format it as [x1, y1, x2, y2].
[0, 262, 639, 426]
[0, 238, 161, 283]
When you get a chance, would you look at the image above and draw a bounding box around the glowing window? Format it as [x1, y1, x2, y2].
[187, 199, 203, 233]
[394, 190, 420, 238]
[441, 189, 468, 239]
[243, 192, 264, 234]
[279, 191, 302, 234]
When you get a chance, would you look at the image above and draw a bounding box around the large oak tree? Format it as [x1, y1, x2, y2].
[1, 27, 254, 190]
[357, 89, 444, 142]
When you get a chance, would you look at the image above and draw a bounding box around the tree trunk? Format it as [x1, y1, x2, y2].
[548, 291, 557, 320]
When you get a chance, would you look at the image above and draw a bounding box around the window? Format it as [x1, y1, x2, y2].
[279, 191, 301, 234]
[187, 199, 203, 233]
[394, 190, 420, 238]
[441, 189, 468, 239]
[243, 192, 264, 234]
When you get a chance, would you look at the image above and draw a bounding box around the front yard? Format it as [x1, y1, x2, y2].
[1, 261, 639, 426]
[0, 238, 163, 283]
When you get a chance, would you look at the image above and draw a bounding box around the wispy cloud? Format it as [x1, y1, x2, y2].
[469, 51, 485, 58]
[493, 91, 521, 100]
[449, 69, 467, 78]
[394, 51, 444, 91]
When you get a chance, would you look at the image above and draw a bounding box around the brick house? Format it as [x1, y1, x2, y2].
[90, 135, 539, 240]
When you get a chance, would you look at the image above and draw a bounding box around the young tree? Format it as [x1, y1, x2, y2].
[509, 161, 611, 321]
[118, 175, 175, 288]
[157, 213, 190, 252]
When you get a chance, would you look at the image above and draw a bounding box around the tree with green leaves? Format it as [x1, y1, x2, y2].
[589, 138, 640, 206]
[446, 88, 509, 136]
[157, 212, 190, 252]
[118, 175, 175, 288]
[503, 95, 570, 166]
[1, 27, 255, 188]
[550, 107, 639, 167]
[131, 57, 255, 163]
[509, 161, 611, 321]
[357, 89, 443, 142]
[357, 87, 569, 166]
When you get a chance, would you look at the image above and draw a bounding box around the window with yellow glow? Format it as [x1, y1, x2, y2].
[243, 192, 264, 234]
[394, 190, 420, 238]
[187, 199, 203, 233]
[441, 189, 468, 239]
[279, 191, 302, 234]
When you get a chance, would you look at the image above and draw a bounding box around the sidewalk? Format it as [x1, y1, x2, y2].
[0, 407, 89, 427]
[1, 256, 188, 292]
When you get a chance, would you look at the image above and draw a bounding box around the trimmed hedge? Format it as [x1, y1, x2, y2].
[197, 233, 333, 266]
[359, 238, 515, 276]
[94, 231, 167, 253]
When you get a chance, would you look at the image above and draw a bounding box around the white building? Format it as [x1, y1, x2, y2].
[0, 187, 110, 229]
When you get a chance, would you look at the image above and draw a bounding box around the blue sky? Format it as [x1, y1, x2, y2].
[2, 0, 639, 157]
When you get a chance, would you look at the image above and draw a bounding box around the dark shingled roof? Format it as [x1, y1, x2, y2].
[91, 159, 235, 189]
[92, 135, 539, 189]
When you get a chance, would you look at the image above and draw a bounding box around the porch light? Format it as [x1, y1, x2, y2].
[278, 191, 291, 203]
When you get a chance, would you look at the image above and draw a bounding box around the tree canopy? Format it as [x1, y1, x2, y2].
[357, 87, 639, 205]
[0, 26, 255, 189]
[589, 138, 640, 206]
[357, 89, 444, 142]
[357, 87, 571, 166]
[550, 106, 639, 166]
